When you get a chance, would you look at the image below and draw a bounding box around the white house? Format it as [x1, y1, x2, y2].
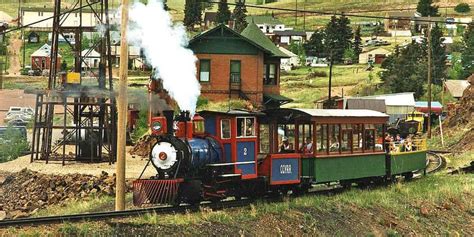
[278, 46, 300, 71]
[21, 7, 99, 29]
[246, 15, 286, 34]
[81, 48, 101, 69]
[359, 48, 391, 64]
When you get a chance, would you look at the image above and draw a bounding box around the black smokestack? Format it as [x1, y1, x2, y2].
[162, 110, 174, 135]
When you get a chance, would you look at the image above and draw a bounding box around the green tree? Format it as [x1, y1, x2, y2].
[416, 0, 439, 16]
[454, 3, 471, 13]
[216, 0, 231, 24]
[380, 42, 428, 99]
[462, 22, 474, 78]
[429, 24, 447, 85]
[353, 25, 362, 63]
[324, 15, 353, 63]
[324, 15, 343, 62]
[233, 0, 248, 33]
[0, 127, 29, 163]
[304, 30, 325, 57]
[184, 0, 202, 30]
[289, 41, 306, 66]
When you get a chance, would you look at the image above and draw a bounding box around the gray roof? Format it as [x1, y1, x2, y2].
[445, 80, 469, 98]
[295, 109, 389, 118]
[273, 30, 306, 36]
[357, 92, 415, 107]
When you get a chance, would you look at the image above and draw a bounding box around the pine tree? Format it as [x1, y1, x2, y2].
[381, 42, 428, 99]
[233, 1, 248, 33]
[216, 0, 231, 24]
[304, 30, 325, 58]
[324, 15, 342, 62]
[337, 14, 353, 49]
[184, 0, 202, 30]
[417, 0, 439, 16]
[462, 22, 474, 79]
[353, 25, 362, 63]
[429, 24, 447, 85]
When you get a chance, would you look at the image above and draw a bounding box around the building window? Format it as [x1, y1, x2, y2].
[230, 60, 241, 83]
[264, 64, 277, 85]
[237, 117, 255, 138]
[221, 119, 231, 139]
[199, 59, 210, 82]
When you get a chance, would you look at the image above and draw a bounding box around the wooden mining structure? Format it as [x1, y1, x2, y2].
[28, 0, 117, 165]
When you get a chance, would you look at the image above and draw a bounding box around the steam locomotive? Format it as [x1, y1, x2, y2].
[133, 108, 427, 206]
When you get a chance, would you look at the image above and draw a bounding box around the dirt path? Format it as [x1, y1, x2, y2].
[7, 32, 22, 76]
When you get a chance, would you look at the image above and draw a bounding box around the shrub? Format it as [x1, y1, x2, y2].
[305, 70, 327, 79]
[0, 126, 29, 163]
[454, 3, 471, 13]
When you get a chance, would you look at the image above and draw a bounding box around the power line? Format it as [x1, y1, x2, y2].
[0, 1, 99, 36]
[207, 1, 472, 25]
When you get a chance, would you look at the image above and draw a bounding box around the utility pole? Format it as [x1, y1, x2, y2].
[116, 0, 129, 211]
[427, 16, 432, 139]
[303, 0, 306, 30]
[327, 50, 334, 109]
[295, 0, 298, 27]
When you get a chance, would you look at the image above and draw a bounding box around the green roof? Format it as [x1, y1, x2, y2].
[241, 23, 288, 58]
[246, 15, 283, 26]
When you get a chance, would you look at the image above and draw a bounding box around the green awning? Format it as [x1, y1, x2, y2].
[264, 94, 293, 106]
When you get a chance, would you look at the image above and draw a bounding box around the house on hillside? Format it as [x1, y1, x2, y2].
[246, 15, 286, 34]
[188, 23, 292, 108]
[359, 48, 391, 64]
[278, 46, 300, 71]
[444, 80, 469, 100]
[31, 44, 61, 71]
[271, 30, 307, 46]
[81, 48, 101, 69]
[21, 7, 99, 29]
[384, 12, 419, 37]
[204, 12, 218, 29]
[27, 31, 40, 43]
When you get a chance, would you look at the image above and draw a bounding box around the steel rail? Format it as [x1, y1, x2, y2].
[0, 199, 252, 228]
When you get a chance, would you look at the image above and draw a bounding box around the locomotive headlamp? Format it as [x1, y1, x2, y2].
[152, 121, 162, 132]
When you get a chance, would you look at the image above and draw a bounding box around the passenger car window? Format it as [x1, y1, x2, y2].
[221, 119, 231, 139]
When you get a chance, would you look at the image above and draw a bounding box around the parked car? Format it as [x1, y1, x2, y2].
[7, 118, 28, 127]
[4, 107, 34, 123]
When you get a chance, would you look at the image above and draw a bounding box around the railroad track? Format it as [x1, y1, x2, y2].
[426, 150, 446, 174]
[0, 151, 446, 228]
[0, 199, 253, 228]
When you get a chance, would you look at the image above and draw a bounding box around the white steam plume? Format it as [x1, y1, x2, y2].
[127, 0, 200, 114]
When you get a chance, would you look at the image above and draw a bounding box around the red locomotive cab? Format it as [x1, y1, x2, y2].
[150, 116, 167, 135]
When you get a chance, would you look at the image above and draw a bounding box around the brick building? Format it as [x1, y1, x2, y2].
[188, 23, 292, 108]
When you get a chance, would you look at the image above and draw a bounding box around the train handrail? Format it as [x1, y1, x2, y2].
[388, 139, 427, 154]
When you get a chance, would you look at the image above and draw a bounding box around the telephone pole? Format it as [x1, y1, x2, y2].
[327, 50, 334, 109]
[116, 0, 130, 211]
[427, 17, 432, 139]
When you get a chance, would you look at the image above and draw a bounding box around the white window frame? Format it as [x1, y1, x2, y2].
[236, 116, 256, 138]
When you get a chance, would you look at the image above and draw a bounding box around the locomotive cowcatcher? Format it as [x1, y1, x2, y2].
[133, 109, 427, 206]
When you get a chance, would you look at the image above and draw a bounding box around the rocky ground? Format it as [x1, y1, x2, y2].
[0, 169, 131, 220]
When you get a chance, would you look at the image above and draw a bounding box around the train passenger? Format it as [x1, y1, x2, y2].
[245, 119, 254, 136]
[384, 133, 392, 152]
[279, 136, 291, 152]
[300, 137, 313, 153]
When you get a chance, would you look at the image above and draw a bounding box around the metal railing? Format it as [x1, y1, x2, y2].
[389, 139, 427, 154]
